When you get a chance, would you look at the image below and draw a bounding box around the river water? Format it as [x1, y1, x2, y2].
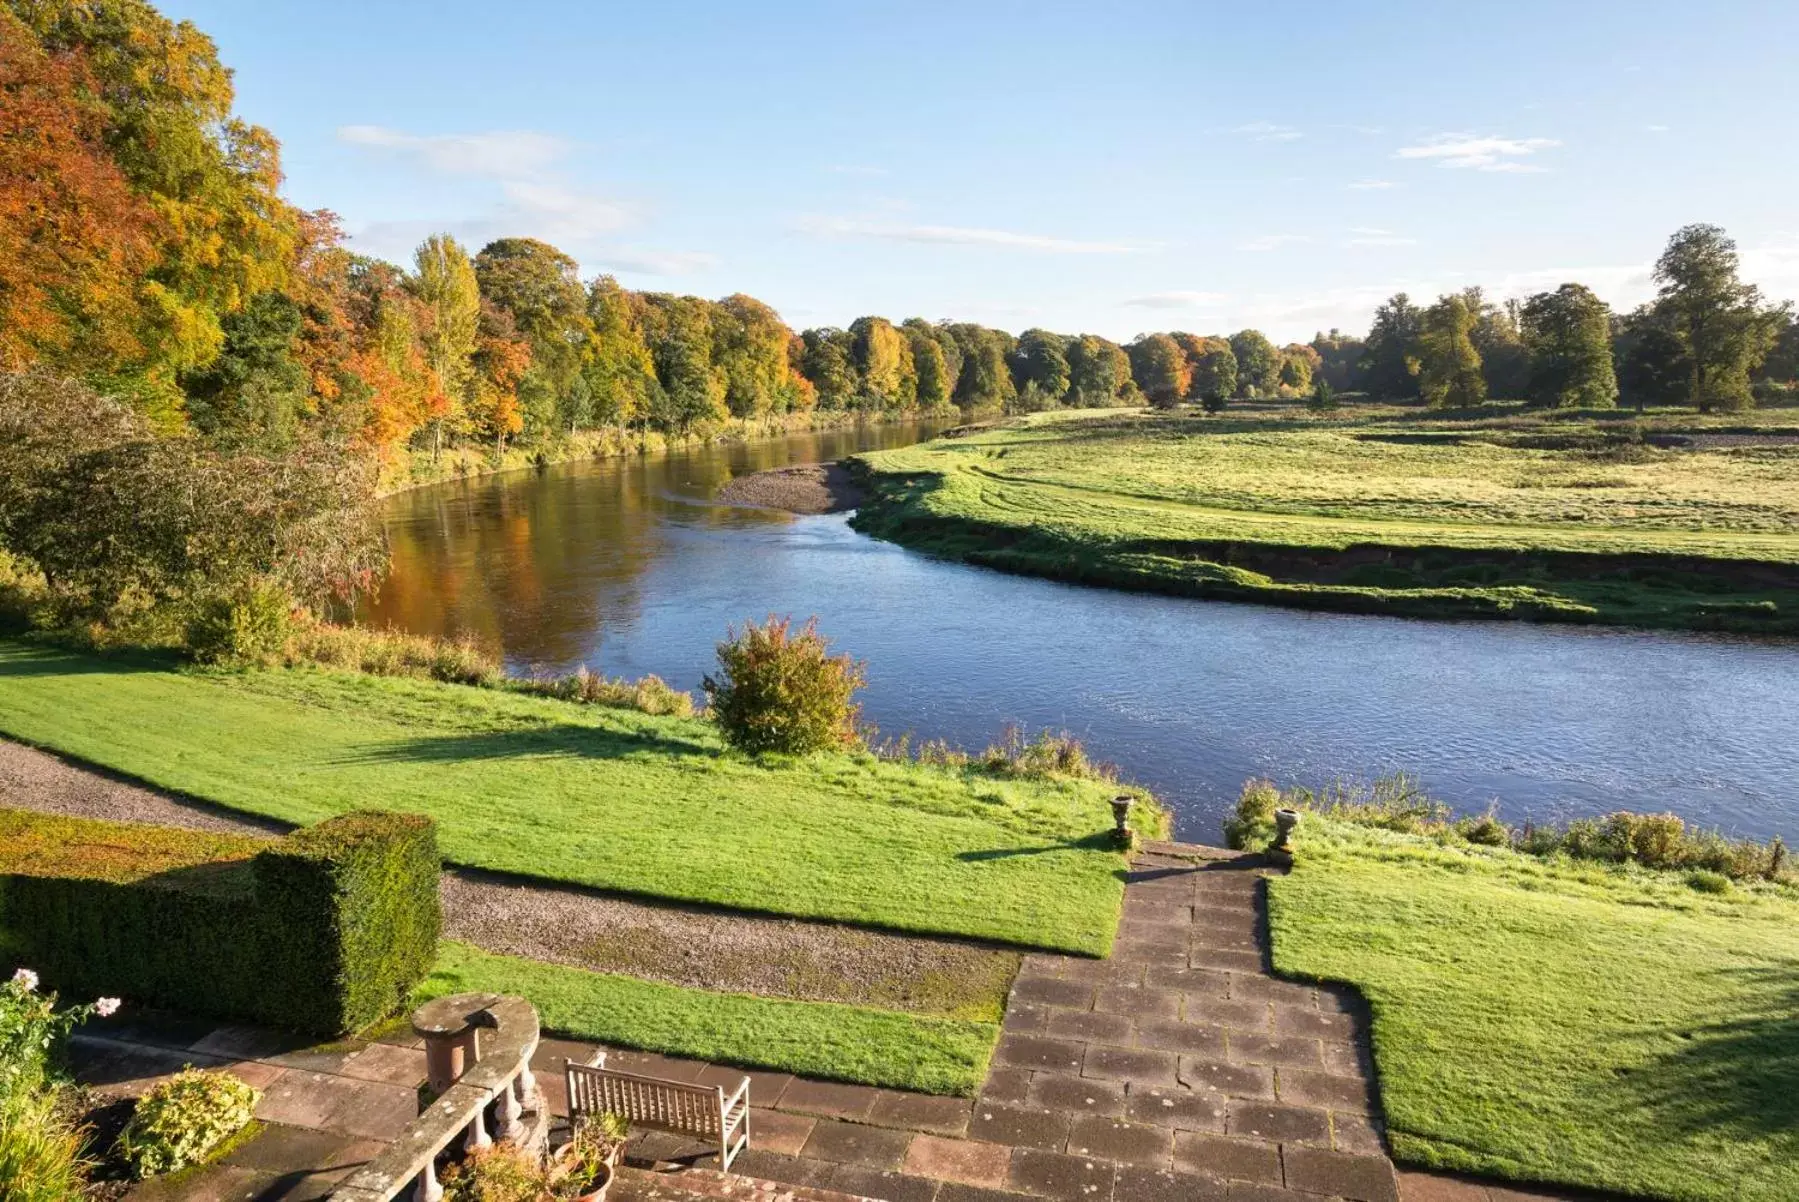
[366, 421, 1799, 843]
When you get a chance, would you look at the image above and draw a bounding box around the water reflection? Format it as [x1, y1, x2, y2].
[367, 420, 1799, 843]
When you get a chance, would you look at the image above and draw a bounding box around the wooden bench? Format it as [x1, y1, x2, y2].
[564, 1057, 749, 1171]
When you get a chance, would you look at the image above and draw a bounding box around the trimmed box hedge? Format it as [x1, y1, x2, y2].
[0, 807, 440, 1035]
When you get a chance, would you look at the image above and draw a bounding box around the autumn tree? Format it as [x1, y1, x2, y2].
[1065, 335, 1131, 406]
[904, 325, 954, 411]
[1519, 284, 1617, 409]
[946, 324, 1016, 410]
[904, 320, 963, 397]
[849, 316, 915, 409]
[1228, 330, 1278, 397]
[411, 234, 481, 455]
[583, 276, 656, 430]
[1415, 295, 1486, 409]
[1278, 344, 1321, 394]
[1308, 330, 1363, 391]
[1360, 294, 1424, 399]
[715, 294, 795, 416]
[474, 237, 592, 437]
[1652, 224, 1788, 412]
[0, 11, 159, 383]
[1128, 334, 1190, 408]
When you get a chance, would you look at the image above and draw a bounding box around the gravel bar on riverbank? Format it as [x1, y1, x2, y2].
[0, 738, 1016, 1019]
[714, 462, 864, 514]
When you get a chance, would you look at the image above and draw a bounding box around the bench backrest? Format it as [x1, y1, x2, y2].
[566, 1063, 726, 1137]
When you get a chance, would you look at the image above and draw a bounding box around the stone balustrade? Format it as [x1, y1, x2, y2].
[332, 993, 544, 1202]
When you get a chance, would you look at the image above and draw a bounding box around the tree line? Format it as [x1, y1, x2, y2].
[6, 0, 1797, 484]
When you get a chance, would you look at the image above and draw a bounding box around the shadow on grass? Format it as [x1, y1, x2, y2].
[956, 831, 1120, 861]
[0, 639, 182, 677]
[340, 722, 716, 766]
[1618, 961, 1799, 1138]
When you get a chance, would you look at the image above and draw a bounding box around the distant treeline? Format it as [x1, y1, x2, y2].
[5, 0, 1797, 478]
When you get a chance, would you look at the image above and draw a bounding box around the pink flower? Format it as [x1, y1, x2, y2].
[10, 968, 37, 992]
[95, 997, 122, 1018]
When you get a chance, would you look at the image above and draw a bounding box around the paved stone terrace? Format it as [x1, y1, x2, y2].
[70, 843, 1602, 1202]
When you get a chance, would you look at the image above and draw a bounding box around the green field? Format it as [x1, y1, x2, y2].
[423, 942, 995, 1095]
[1269, 819, 1799, 1201]
[0, 640, 1132, 955]
[852, 404, 1799, 632]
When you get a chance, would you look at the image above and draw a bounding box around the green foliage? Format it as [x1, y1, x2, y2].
[798, 328, 859, 409]
[1065, 334, 1131, 406]
[1199, 393, 1228, 415]
[904, 326, 954, 411]
[1686, 869, 1732, 895]
[1269, 816, 1799, 1200]
[1013, 329, 1071, 404]
[185, 578, 293, 664]
[704, 616, 866, 755]
[1653, 223, 1791, 413]
[283, 619, 502, 686]
[1227, 330, 1278, 397]
[1306, 378, 1338, 413]
[442, 1142, 550, 1202]
[1615, 306, 1689, 410]
[182, 290, 310, 449]
[1360, 294, 1424, 399]
[1, 971, 114, 1102]
[946, 324, 1016, 410]
[118, 1068, 257, 1178]
[1416, 295, 1486, 409]
[424, 941, 998, 1096]
[0, 640, 1133, 954]
[849, 316, 915, 410]
[1521, 284, 1618, 408]
[0, 805, 441, 1034]
[514, 664, 694, 717]
[0, 1087, 90, 1202]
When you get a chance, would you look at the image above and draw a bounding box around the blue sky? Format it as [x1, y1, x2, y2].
[164, 0, 1799, 342]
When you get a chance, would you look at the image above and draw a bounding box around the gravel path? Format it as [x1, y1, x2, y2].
[0, 739, 1017, 1019]
[714, 462, 865, 514]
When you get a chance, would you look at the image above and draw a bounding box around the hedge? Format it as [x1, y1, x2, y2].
[0, 808, 440, 1035]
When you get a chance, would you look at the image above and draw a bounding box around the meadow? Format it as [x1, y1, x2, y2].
[0, 639, 1135, 956]
[1269, 816, 1799, 1201]
[852, 402, 1799, 632]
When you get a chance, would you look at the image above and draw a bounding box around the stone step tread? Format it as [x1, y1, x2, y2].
[614, 1166, 875, 1202]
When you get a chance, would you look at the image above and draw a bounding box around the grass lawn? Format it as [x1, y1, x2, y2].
[852, 404, 1799, 633]
[0, 639, 1133, 955]
[421, 942, 996, 1095]
[1268, 819, 1799, 1201]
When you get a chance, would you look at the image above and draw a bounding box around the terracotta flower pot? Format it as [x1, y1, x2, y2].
[553, 1142, 619, 1202]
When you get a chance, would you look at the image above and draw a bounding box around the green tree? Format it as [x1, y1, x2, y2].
[1359, 294, 1424, 399]
[1277, 343, 1319, 394]
[1228, 330, 1278, 397]
[849, 316, 914, 409]
[1614, 306, 1689, 411]
[1013, 329, 1071, 404]
[1415, 294, 1486, 409]
[1652, 224, 1789, 412]
[946, 324, 1015, 410]
[904, 325, 954, 411]
[637, 292, 725, 431]
[474, 238, 591, 438]
[1308, 329, 1364, 391]
[1065, 334, 1131, 406]
[902, 319, 962, 397]
[1519, 284, 1618, 409]
[1761, 314, 1799, 384]
[182, 290, 308, 449]
[798, 328, 858, 409]
[1461, 288, 1530, 399]
[411, 234, 481, 454]
[583, 276, 656, 430]
[1127, 334, 1189, 408]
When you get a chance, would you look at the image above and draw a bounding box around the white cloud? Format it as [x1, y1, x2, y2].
[1239, 234, 1310, 252]
[798, 215, 1142, 254]
[1121, 291, 1230, 310]
[1645, 124, 1670, 134]
[1231, 121, 1303, 142]
[1395, 133, 1561, 172]
[827, 164, 889, 177]
[338, 125, 569, 178]
[1348, 179, 1399, 190]
[591, 247, 719, 275]
[1345, 227, 1417, 247]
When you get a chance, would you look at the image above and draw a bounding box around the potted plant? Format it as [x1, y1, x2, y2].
[551, 1113, 629, 1202]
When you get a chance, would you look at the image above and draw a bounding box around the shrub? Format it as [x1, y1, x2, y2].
[0, 808, 440, 1035]
[513, 664, 694, 718]
[704, 617, 866, 755]
[1457, 812, 1512, 847]
[0, 1088, 90, 1202]
[1, 970, 118, 1102]
[1200, 394, 1228, 415]
[284, 619, 501, 687]
[442, 1142, 550, 1202]
[1224, 780, 1283, 850]
[185, 579, 293, 664]
[118, 1068, 257, 1178]
[1687, 870, 1732, 895]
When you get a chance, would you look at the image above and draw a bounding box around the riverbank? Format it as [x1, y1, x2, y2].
[850, 404, 1799, 635]
[384, 408, 956, 496]
[715, 462, 865, 513]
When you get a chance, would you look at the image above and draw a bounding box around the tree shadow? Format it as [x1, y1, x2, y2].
[339, 722, 717, 767]
[1613, 960, 1799, 1138]
[0, 640, 180, 677]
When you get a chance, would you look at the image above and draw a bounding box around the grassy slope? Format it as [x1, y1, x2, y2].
[0, 640, 1128, 955]
[852, 406, 1799, 632]
[1268, 821, 1799, 1201]
[422, 942, 996, 1096]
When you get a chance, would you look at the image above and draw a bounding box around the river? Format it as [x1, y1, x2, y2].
[366, 420, 1799, 844]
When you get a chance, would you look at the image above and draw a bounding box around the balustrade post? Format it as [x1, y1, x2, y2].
[514, 1064, 537, 1110]
[414, 1159, 444, 1202]
[465, 1106, 491, 1153]
[495, 1074, 524, 1139]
